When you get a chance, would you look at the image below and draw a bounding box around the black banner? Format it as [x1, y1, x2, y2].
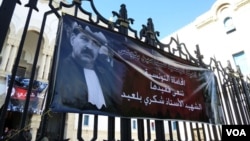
[50, 14, 221, 124]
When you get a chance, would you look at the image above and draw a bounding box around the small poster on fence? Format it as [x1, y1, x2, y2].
[6, 75, 48, 114]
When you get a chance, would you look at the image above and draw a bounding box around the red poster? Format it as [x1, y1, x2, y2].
[11, 86, 37, 100]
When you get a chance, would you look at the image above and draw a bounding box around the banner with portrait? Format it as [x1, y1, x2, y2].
[6, 75, 48, 114]
[50, 14, 220, 124]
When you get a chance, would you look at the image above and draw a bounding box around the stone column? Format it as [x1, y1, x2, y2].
[6, 45, 17, 72]
[38, 53, 46, 80]
[0, 44, 12, 71]
[65, 113, 75, 140]
[30, 114, 42, 141]
[5, 37, 20, 72]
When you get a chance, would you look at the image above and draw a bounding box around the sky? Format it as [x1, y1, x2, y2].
[68, 0, 216, 39]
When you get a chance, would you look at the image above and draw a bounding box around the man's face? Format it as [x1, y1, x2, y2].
[70, 32, 101, 68]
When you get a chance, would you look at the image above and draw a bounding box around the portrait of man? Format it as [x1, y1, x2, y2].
[50, 14, 218, 123]
[51, 15, 126, 115]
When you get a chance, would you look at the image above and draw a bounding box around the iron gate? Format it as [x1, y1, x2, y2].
[0, 0, 250, 141]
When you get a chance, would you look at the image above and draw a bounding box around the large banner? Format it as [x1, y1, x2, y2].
[51, 14, 220, 124]
[6, 75, 48, 114]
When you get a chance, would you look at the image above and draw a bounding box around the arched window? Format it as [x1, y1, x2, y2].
[223, 16, 236, 34]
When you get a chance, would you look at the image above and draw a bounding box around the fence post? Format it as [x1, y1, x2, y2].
[0, 0, 21, 52]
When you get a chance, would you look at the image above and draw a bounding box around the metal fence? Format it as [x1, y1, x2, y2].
[0, 0, 250, 140]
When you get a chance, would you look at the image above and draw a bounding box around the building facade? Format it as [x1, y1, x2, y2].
[162, 0, 250, 79]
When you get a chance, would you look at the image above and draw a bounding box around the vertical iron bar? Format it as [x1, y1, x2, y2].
[18, 0, 40, 139]
[195, 123, 201, 141]
[241, 80, 250, 124]
[176, 122, 181, 141]
[189, 123, 195, 141]
[155, 120, 165, 141]
[236, 67, 250, 123]
[34, 10, 57, 140]
[214, 59, 227, 124]
[0, 0, 36, 137]
[230, 76, 242, 124]
[228, 83, 240, 124]
[213, 68, 225, 125]
[226, 67, 242, 124]
[107, 116, 115, 141]
[36, 111, 49, 141]
[201, 124, 206, 141]
[239, 91, 250, 124]
[168, 121, 173, 141]
[240, 91, 250, 124]
[74, 0, 80, 16]
[118, 4, 131, 141]
[183, 122, 188, 140]
[241, 79, 250, 107]
[207, 124, 212, 140]
[91, 114, 98, 141]
[222, 84, 234, 124]
[137, 119, 145, 141]
[218, 125, 222, 140]
[232, 77, 248, 124]
[212, 125, 219, 141]
[77, 114, 84, 141]
[58, 113, 66, 141]
[0, 0, 21, 52]
[146, 119, 151, 141]
[120, 118, 131, 141]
